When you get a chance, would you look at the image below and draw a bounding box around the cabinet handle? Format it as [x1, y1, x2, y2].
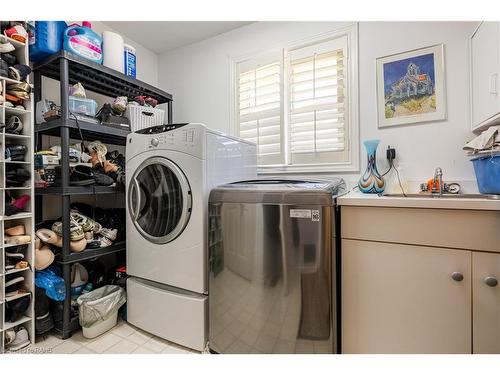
[451, 272, 464, 282]
[484, 276, 498, 287]
[489, 72, 498, 94]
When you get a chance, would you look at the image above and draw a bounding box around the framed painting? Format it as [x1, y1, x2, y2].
[376, 44, 446, 128]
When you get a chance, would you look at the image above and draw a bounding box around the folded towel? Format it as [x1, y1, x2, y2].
[463, 126, 500, 152]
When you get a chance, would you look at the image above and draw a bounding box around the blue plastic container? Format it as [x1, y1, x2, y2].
[63, 22, 103, 64]
[471, 154, 500, 194]
[28, 21, 67, 62]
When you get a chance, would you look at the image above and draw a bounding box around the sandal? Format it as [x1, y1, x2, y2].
[5, 224, 26, 236]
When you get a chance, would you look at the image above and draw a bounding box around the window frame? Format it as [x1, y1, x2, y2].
[230, 23, 359, 174]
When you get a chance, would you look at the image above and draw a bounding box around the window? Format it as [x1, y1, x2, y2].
[232, 25, 359, 173]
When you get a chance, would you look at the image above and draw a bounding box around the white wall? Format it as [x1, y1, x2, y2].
[158, 21, 478, 188]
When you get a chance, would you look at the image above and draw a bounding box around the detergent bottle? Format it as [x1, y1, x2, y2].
[63, 21, 103, 64]
[29, 21, 68, 62]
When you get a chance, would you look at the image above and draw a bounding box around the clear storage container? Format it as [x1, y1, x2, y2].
[68, 96, 97, 117]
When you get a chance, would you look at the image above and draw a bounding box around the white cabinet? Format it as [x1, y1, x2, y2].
[470, 22, 500, 132]
[342, 239, 471, 354]
[472, 252, 500, 353]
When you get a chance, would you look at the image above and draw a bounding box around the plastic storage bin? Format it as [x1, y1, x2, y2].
[68, 96, 97, 117]
[125, 104, 165, 132]
[471, 154, 500, 194]
[28, 21, 67, 62]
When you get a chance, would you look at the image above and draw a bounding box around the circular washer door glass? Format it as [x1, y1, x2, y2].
[129, 157, 191, 244]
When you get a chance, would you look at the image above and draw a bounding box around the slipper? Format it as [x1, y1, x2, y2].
[5, 224, 26, 236]
[5, 235, 31, 245]
[36, 228, 59, 244]
[35, 244, 55, 271]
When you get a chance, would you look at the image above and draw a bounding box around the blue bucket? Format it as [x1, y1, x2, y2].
[471, 154, 500, 194]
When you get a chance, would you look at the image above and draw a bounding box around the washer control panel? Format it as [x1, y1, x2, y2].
[146, 127, 198, 149]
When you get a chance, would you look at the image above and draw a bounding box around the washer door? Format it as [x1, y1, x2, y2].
[129, 157, 192, 244]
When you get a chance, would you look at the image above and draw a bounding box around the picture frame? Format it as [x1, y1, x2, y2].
[376, 44, 446, 128]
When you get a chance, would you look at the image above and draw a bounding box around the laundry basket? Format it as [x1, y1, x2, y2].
[76, 285, 126, 338]
[471, 154, 500, 194]
[125, 104, 165, 132]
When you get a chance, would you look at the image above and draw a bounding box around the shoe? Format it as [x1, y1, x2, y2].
[5, 144, 27, 162]
[6, 81, 31, 100]
[6, 167, 30, 187]
[35, 287, 54, 335]
[70, 238, 87, 253]
[8, 64, 31, 82]
[35, 245, 55, 270]
[6, 294, 31, 322]
[5, 235, 31, 245]
[0, 40, 15, 53]
[5, 115, 23, 134]
[0, 57, 9, 77]
[5, 256, 28, 271]
[71, 263, 89, 296]
[51, 220, 85, 241]
[5, 243, 28, 257]
[5, 194, 30, 216]
[5, 224, 26, 236]
[101, 228, 117, 241]
[4, 25, 28, 44]
[7, 326, 30, 352]
[70, 165, 95, 186]
[35, 228, 59, 244]
[5, 275, 25, 296]
[71, 211, 98, 233]
[86, 235, 112, 249]
[4, 329, 16, 346]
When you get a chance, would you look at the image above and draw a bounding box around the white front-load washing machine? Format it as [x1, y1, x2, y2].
[125, 123, 256, 351]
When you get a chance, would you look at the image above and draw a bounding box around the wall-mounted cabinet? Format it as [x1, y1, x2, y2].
[470, 21, 500, 133]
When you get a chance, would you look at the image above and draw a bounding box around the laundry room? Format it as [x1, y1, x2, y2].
[2, 1, 500, 374]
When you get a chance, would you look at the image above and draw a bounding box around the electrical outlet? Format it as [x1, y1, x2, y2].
[386, 146, 396, 162]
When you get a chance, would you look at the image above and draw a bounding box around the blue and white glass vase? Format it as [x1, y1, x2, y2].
[358, 139, 385, 194]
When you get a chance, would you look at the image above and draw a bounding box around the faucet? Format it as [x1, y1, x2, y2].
[432, 167, 444, 196]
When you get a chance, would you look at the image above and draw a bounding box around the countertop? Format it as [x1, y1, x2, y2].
[337, 190, 500, 211]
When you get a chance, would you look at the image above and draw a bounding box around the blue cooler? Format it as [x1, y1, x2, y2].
[471, 154, 500, 194]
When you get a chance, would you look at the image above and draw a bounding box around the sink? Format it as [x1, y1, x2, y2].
[381, 193, 500, 200]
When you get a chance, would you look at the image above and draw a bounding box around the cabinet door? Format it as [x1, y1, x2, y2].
[471, 22, 500, 128]
[342, 239, 471, 353]
[473, 252, 500, 353]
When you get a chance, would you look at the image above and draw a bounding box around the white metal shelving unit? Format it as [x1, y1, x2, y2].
[0, 29, 35, 353]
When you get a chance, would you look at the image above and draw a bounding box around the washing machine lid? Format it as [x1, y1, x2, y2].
[128, 156, 192, 244]
[209, 178, 346, 205]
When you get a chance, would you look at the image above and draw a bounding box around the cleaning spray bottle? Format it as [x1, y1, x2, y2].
[63, 21, 103, 64]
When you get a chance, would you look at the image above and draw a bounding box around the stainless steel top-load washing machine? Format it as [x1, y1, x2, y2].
[208, 178, 346, 354]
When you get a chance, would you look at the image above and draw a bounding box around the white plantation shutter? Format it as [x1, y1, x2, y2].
[237, 60, 283, 166]
[287, 36, 350, 165]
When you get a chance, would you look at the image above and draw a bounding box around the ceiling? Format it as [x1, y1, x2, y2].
[103, 21, 252, 54]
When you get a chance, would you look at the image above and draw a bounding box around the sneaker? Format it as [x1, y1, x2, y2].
[5, 275, 25, 296]
[7, 327, 30, 352]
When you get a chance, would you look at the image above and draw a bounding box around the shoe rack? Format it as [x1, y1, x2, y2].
[0, 26, 35, 353]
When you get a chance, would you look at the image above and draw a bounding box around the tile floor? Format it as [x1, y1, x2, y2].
[34, 319, 196, 354]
